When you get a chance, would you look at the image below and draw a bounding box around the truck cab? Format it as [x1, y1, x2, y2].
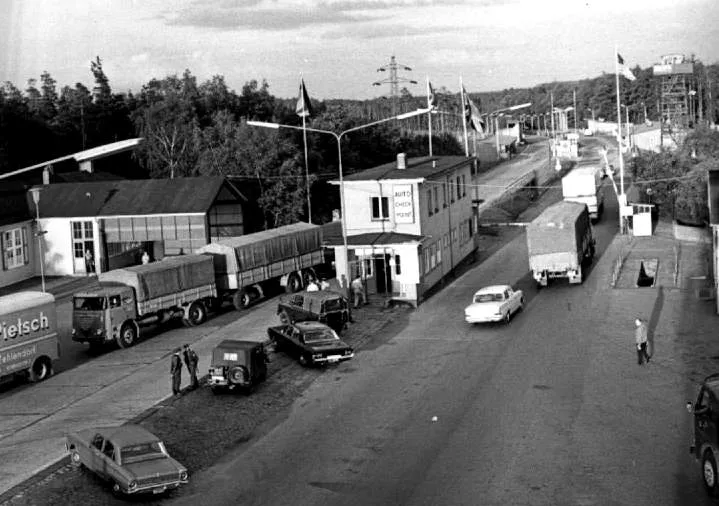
[72, 285, 138, 349]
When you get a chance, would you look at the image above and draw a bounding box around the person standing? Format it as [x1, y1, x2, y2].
[141, 250, 150, 264]
[635, 317, 650, 365]
[319, 278, 330, 291]
[183, 344, 199, 390]
[351, 275, 366, 308]
[306, 279, 320, 292]
[84, 248, 95, 275]
[170, 349, 183, 396]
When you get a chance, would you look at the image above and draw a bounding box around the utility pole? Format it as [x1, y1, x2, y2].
[573, 89, 577, 134]
[372, 56, 418, 115]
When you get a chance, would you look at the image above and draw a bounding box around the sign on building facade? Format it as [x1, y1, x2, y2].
[393, 185, 415, 223]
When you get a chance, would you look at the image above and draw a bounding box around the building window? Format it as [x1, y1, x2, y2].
[462, 175, 467, 197]
[363, 258, 373, 277]
[443, 183, 447, 208]
[394, 255, 401, 275]
[456, 176, 462, 200]
[436, 243, 442, 264]
[433, 187, 439, 213]
[430, 243, 437, 269]
[424, 249, 431, 273]
[468, 218, 474, 238]
[443, 234, 449, 249]
[2, 227, 28, 270]
[427, 190, 433, 217]
[371, 197, 389, 220]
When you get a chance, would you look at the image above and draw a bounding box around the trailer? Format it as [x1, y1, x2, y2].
[562, 166, 604, 221]
[198, 222, 324, 310]
[72, 255, 217, 349]
[526, 201, 595, 286]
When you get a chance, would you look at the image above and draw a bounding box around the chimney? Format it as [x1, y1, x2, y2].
[396, 153, 406, 170]
[42, 166, 52, 185]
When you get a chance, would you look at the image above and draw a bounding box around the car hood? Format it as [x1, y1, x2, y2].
[464, 302, 502, 314]
[123, 457, 185, 478]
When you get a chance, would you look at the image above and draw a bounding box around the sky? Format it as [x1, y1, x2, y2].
[1, 0, 718, 101]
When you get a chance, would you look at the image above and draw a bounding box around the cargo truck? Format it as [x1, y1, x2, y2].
[561, 166, 604, 221]
[198, 222, 324, 310]
[526, 201, 595, 287]
[0, 291, 59, 383]
[72, 255, 217, 349]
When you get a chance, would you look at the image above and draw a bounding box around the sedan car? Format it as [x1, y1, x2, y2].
[464, 284, 524, 324]
[65, 424, 188, 496]
[267, 321, 354, 367]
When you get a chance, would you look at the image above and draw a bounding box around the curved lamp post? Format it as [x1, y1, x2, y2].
[29, 187, 46, 293]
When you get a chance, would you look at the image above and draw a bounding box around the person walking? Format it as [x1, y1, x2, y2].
[351, 275, 366, 308]
[170, 349, 183, 396]
[635, 317, 650, 365]
[183, 344, 200, 390]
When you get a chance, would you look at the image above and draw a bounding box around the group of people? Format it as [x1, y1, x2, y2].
[170, 344, 200, 396]
[306, 274, 368, 309]
[305, 277, 331, 292]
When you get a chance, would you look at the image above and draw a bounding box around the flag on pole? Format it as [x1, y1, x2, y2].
[427, 80, 438, 110]
[616, 53, 636, 82]
[462, 87, 485, 135]
[296, 79, 314, 117]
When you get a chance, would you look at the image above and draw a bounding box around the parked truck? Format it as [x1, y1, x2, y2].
[197, 222, 324, 310]
[526, 201, 595, 287]
[0, 291, 59, 383]
[72, 255, 217, 349]
[561, 166, 604, 221]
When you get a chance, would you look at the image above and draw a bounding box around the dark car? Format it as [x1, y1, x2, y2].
[277, 290, 350, 333]
[688, 373, 719, 495]
[208, 339, 270, 393]
[267, 322, 354, 367]
[65, 424, 188, 496]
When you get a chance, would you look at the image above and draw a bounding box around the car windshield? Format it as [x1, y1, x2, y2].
[303, 328, 339, 343]
[120, 441, 168, 464]
[73, 296, 106, 311]
[474, 293, 504, 303]
[322, 297, 346, 312]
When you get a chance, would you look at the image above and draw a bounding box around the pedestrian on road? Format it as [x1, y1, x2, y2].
[183, 344, 199, 390]
[351, 275, 366, 308]
[170, 349, 183, 395]
[635, 317, 650, 365]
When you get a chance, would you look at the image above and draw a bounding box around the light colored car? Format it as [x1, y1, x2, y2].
[464, 285, 524, 324]
[65, 424, 188, 496]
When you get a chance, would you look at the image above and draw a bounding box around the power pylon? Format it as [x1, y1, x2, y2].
[372, 55, 417, 114]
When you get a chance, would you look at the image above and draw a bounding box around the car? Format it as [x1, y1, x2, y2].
[464, 284, 524, 324]
[687, 373, 719, 496]
[65, 424, 188, 496]
[267, 321, 354, 367]
[277, 290, 350, 333]
[208, 339, 271, 394]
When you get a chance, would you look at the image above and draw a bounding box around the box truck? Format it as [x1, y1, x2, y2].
[561, 166, 604, 220]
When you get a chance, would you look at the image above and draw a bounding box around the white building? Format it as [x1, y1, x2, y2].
[329, 155, 477, 306]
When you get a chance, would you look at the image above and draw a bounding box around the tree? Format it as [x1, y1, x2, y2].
[90, 56, 112, 104]
[39, 71, 58, 122]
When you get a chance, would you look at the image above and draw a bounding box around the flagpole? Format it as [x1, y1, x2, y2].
[299, 77, 312, 224]
[460, 76, 469, 157]
[427, 76, 433, 157]
[615, 45, 625, 232]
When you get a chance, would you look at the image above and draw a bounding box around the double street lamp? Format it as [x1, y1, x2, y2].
[29, 187, 46, 293]
[247, 107, 431, 298]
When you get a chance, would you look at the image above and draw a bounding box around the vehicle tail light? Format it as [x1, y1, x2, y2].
[344, 349, 353, 355]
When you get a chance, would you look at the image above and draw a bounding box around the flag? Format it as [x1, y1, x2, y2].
[462, 87, 485, 135]
[616, 53, 636, 82]
[296, 79, 314, 118]
[427, 80, 438, 110]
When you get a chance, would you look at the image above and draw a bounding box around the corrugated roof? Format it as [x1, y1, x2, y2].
[342, 156, 474, 182]
[324, 231, 424, 247]
[26, 177, 237, 218]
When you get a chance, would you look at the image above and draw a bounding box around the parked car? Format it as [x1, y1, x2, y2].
[464, 284, 524, 324]
[277, 290, 350, 333]
[65, 424, 188, 496]
[267, 322, 354, 367]
[687, 373, 719, 495]
[208, 339, 270, 393]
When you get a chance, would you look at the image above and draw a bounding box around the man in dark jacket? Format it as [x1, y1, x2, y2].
[183, 344, 200, 389]
[170, 349, 182, 396]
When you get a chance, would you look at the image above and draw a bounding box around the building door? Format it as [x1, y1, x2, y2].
[374, 254, 392, 294]
[72, 221, 94, 274]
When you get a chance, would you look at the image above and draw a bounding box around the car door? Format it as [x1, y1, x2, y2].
[101, 439, 119, 483]
[289, 327, 306, 356]
[506, 289, 518, 313]
[695, 387, 718, 455]
[289, 294, 304, 322]
[89, 434, 105, 475]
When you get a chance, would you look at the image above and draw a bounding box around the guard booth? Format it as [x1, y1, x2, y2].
[626, 185, 654, 237]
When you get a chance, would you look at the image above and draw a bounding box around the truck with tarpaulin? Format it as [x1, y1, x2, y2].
[526, 201, 595, 287]
[198, 222, 324, 310]
[72, 255, 216, 349]
[561, 166, 604, 221]
[0, 291, 59, 383]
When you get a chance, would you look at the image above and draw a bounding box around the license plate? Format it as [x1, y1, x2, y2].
[153, 486, 167, 494]
[327, 356, 340, 363]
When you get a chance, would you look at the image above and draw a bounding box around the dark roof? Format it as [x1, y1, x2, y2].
[0, 184, 32, 226]
[53, 171, 125, 183]
[27, 177, 243, 218]
[324, 232, 424, 247]
[342, 156, 474, 182]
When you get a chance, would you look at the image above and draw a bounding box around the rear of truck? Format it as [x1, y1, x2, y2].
[0, 291, 59, 383]
[561, 167, 603, 220]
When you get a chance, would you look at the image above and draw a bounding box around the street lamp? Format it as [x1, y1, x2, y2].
[489, 102, 532, 157]
[247, 107, 431, 300]
[29, 187, 46, 293]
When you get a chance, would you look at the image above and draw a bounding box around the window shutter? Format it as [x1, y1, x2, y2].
[22, 227, 29, 264]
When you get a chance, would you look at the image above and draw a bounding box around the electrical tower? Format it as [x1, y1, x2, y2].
[653, 53, 695, 147]
[372, 55, 417, 114]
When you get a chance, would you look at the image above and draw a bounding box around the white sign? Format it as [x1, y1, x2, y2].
[393, 185, 415, 223]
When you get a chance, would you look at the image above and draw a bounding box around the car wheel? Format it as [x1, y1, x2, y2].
[298, 354, 310, 367]
[112, 482, 123, 496]
[70, 450, 83, 468]
[116, 323, 137, 348]
[504, 311, 511, 324]
[229, 366, 247, 384]
[185, 301, 207, 326]
[518, 298, 525, 312]
[703, 451, 719, 496]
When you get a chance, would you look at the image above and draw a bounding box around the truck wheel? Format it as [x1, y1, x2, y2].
[186, 301, 207, 326]
[704, 451, 719, 496]
[116, 323, 137, 348]
[286, 273, 302, 293]
[232, 290, 253, 311]
[29, 358, 52, 382]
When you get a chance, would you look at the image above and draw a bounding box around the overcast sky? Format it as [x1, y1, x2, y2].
[2, 0, 718, 101]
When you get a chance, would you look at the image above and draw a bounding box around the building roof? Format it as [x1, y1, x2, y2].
[27, 177, 242, 218]
[0, 184, 33, 226]
[340, 156, 474, 182]
[324, 231, 424, 247]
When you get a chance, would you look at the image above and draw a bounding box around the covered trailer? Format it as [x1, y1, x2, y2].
[526, 201, 595, 286]
[561, 166, 604, 220]
[198, 222, 324, 310]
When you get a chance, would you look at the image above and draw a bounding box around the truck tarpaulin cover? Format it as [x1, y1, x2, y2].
[197, 222, 322, 274]
[98, 255, 215, 302]
[526, 201, 589, 255]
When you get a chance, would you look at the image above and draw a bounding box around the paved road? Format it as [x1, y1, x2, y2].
[169, 188, 706, 505]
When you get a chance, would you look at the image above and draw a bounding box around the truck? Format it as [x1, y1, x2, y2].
[72, 255, 217, 349]
[526, 201, 595, 287]
[0, 291, 59, 383]
[197, 222, 324, 310]
[561, 166, 604, 221]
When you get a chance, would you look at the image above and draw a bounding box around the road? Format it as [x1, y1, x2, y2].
[168, 186, 704, 505]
